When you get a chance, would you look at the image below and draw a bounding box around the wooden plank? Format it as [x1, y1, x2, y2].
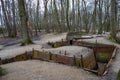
[41, 52, 51, 61]
[27, 51, 33, 59]
[32, 50, 40, 59]
[56, 55, 74, 66]
[51, 54, 57, 62]
[14, 53, 28, 61]
[33, 50, 51, 61]
[75, 57, 81, 67]
[111, 47, 117, 59]
[98, 63, 107, 76]
[81, 55, 84, 68]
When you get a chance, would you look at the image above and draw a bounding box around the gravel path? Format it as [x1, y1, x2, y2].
[0, 60, 102, 80]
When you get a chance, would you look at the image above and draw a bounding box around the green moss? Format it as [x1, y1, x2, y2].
[97, 52, 110, 59]
[117, 70, 120, 80]
[79, 32, 87, 35]
[53, 42, 61, 48]
[109, 36, 117, 43]
[0, 67, 6, 76]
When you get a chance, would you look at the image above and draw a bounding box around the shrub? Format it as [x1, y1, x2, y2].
[109, 36, 117, 43]
[97, 53, 110, 59]
[96, 52, 110, 63]
[117, 70, 120, 80]
[0, 67, 6, 76]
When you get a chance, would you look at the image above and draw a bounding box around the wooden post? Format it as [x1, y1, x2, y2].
[93, 48, 98, 69]
[73, 55, 76, 66]
[55, 54, 57, 62]
[64, 50, 67, 55]
[25, 51, 27, 60]
[59, 51, 61, 54]
[0, 58, 2, 65]
[61, 39, 63, 45]
[32, 48, 34, 59]
[49, 52, 52, 60]
[81, 55, 84, 68]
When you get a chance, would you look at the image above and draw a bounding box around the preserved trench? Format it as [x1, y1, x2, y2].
[0, 33, 119, 80]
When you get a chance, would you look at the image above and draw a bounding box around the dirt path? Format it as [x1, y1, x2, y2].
[0, 60, 102, 80]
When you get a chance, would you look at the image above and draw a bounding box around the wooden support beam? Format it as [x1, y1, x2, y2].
[81, 55, 84, 68]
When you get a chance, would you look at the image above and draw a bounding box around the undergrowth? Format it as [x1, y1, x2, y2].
[117, 70, 120, 80]
[0, 67, 6, 76]
[109, 36, 117, 43]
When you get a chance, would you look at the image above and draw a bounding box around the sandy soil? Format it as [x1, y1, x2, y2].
[0, 45, 3, 50]
[78, 37, 113, 45]
[35, 33, 67, 44]
[0, 60, 101, 80]
[0, 45, 42, 60]
[42, 46, 92, 58]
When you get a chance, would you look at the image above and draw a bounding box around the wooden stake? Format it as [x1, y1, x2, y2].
[64, 50, 67, 55]
[25, 51, 28, 60]
[0, 58, 2, 65]
[81, 55, 84, 68]
[73, 55, 76, 66]
[61, 39, 64, 45]
[49, 52, 52, 60]
[59, 51, 61, 54]
[32, 48, 34, 59]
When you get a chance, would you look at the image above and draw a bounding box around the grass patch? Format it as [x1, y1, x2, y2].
[79, 32, 87, 36]
[0, 67, 6, 76]
[97, 52, 110, 59]
[117, 70, 120, 80]
[109, 36, 117, 43]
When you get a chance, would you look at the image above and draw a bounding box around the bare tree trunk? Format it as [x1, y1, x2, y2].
[91, 0, 98, 34]
[110, 0, 120, 43]
[103, 0, 110, 32]
[18, 0, 33, 45]
[0, 0, 12, 37]
[12, 0, 17, 37]
[35, 0, 39, 36]
[82, 0, 89, 33]
[98, 0, 103, 34]
[53, 0, 61, 32]
[66, 0, 70, 31]
[60, 0, 65, 31]
[43, 0, 49, 32]
[72, 0, 75, 31]
[77, 0, 81, 32]
[110, 0, 117, 39]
